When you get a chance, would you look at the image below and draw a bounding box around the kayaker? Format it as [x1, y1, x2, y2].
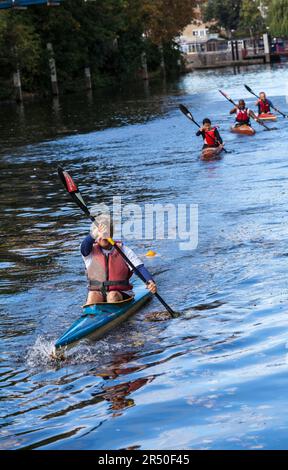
[196, 118, 224, 149]
[80, 216, 157, 304]
[230, 99, 257, 127]
[255, 92, 274, 115]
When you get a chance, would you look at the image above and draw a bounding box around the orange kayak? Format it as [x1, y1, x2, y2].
[201, 146, 223, 160]
[257, 113, 277, 121]
[230, 125, 256, 136]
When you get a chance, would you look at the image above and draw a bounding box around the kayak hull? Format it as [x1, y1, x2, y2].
[55, 283, 152, 350]
[230, 125, 256, 135]
[257, 113, 277, 121]
[201, 146, 223, 160]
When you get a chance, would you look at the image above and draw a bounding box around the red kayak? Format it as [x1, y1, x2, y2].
[201, 146, 223, 160]
[230, 125, 256, 136]
[257, 113, 277, 122]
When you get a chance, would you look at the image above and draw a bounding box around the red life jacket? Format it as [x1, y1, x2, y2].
[87, 242, 133, 292]
[258, 99, 271, 114]
[236, 108, 250, 122]
[204, 127, 218, 146]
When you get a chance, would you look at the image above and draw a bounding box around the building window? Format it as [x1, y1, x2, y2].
[207, 42, 216, 52]
[192, 31, 199, 36]
[188, 44, 197, 53]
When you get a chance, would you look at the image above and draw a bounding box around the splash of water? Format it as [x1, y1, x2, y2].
[26, 336, 58, 367]
[25, 335, 128, 368]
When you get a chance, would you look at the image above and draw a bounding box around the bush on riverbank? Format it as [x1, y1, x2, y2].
[0, 0, 196, 100]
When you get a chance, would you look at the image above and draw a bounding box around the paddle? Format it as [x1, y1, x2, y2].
[219, 89, 272, 131]
[57, 167, 178, 318]
[179, 103, 228, 153]
[244, 84, 288, 119]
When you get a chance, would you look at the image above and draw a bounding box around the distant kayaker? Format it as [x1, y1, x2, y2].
[196, 118, 224, 149]
[255, 92, 273, 115]
[230, 99, 257, 127]
[81, 215, 157, 304]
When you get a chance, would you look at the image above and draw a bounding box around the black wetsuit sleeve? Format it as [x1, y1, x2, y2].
[196, 130, 204, 138]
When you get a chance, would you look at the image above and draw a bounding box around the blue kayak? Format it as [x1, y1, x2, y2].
[55, 282, 152, 350]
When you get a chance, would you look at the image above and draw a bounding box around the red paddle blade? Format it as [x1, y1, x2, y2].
[58, 167, 78, 193]
[57, 167, 93, 218]
[63, 171, 78, 193]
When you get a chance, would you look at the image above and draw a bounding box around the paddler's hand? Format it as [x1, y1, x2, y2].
[97, 223, 109, 240]
[146, 280, 157, 294]
[90, 222, 109, 240]
[90, 222, 99, 240]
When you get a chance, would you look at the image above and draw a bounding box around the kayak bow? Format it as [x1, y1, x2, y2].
[230, 125, 256, 136]
[201, 146, 223, 160]
[55, 281, 152, 350]
[257, 113, 277, 122]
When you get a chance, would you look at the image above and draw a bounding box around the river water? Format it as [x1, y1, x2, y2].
[1, 64, 288, 450]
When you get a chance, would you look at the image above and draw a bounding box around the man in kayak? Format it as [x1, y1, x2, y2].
[81, 216, 157, 304]
[196, 118, 224, 149]
[230, 99, 257, 127]
[255, 92, 274, 116]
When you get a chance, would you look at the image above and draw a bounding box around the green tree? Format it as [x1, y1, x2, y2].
[204, 0, 242, 32]
[27, 0, 129, 88]
[121, 0, 196, 77]
[0, 0, 197, 97]
[268, 0, 288, 36]
[239, 0, 266, 35]
[0, 10, 41, 92]
[139, 0, 197, 44]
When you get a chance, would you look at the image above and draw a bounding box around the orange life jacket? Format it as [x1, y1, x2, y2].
[87, 243, 133, 292]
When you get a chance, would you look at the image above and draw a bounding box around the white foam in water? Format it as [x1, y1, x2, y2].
[26, 336, 58, 367]
[26, 335, 126, 368]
